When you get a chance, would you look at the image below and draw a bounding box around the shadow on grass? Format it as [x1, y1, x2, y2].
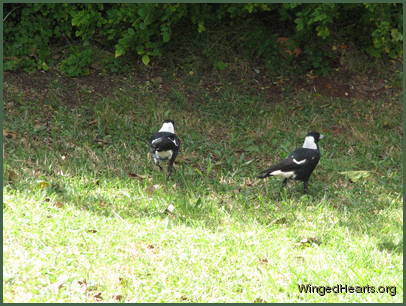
[7, 159, 402, 254]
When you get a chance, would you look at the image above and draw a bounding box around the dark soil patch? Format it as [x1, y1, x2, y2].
[4, 69, 124, 106]
[299, 68, 400, 101]
[4, 62, 400, 108]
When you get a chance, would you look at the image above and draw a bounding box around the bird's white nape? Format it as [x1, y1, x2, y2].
[159, 122, 175, 134]
[302, 136, 317, 149]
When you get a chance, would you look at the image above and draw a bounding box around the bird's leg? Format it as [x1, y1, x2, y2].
[153, 156, 163, 171]
[303, 180, 309, 194]
[167, 151, 178, 177]
[167, 160, 175, 177]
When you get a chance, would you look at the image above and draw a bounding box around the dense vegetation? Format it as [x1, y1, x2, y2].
[4, 3, 402, 76]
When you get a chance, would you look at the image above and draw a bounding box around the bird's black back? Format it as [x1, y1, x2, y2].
[149, 132, 180, 153]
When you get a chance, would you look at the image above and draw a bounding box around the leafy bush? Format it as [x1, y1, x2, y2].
[58, 46, 93, 77]
[4, 3, 402, 76]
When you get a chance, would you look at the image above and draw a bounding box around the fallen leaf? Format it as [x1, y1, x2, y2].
[128, 172, 148, 180]
[98, 201, 107, 207]
[119, 277, 130, 286]
[147, 244, 155, 249]
[163, 204, 175, 214]
[339, 170, 371, 182]
[93, 292, 103, 301]
[113, 295, 124, 301]
[233, 187, 242, 194]
[88, 119, 97, 126]
[34, 123, 46, 131]
[298, 237, 321, 247]
[37, 180, 50, 189]
[54, 201, 64, 208]
[3, 130, 17, 139]
[330, 125, 346, 135]
[5, 169, 18, 182]
[146, 184, 161, 195]
[243, 159, 255, 166]
[87, 229, 97, 233]
[272, 217, 288, 225]
[94, 136, 111, 146]
[259, 258, 268, 264]
[20, 136, 29, 147]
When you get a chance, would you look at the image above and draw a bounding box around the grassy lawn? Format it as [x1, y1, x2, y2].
[3, 70, 402, 302]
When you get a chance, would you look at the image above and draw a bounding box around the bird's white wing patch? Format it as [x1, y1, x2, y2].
[169, 138, 178, 147]
[151, 138, 160, 144]
[270, 170, 296, 178]
[293, 158, 306, 165]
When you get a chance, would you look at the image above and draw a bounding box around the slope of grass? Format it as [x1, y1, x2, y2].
[3, 74, 402, 302]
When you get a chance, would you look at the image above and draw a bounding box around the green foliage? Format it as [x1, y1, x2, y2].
[4, 3, 402, 75]
[364, 3, 403, 58]
[59, 46, 93, 77]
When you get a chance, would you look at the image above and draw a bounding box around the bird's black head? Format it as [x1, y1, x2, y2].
[306, 131, 324, 142]
[163, 119, 175, 126]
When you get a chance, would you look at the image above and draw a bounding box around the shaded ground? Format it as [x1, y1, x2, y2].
[4, 57, 401, 108]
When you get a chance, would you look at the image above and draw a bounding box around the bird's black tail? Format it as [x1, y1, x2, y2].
[257, 164, 280, 179]
[257, 169, 271, 179]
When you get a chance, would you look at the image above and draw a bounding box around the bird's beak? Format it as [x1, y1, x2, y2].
[319, 134, 325, 139]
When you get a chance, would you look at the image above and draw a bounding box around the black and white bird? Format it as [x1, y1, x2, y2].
[149, 120, 180, 176]
[257, 132, 324, 193]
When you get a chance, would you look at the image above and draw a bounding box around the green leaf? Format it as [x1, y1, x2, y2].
[214, 61, 228, 71]
[162, 30, 170, 43]
[197, 22, 205, 33]
[195, 197, 202, 207]
[137, 7, 146, 18]
[142, 55, 150, 65]
[246, 145, 260, 153]
[115, 47, 124, 58]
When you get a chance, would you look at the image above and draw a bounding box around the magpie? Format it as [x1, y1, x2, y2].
[257, 132, 324, 193]
[149, 120, 180, 176]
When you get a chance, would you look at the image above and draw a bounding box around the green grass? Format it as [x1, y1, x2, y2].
[3, 74, 402, 302]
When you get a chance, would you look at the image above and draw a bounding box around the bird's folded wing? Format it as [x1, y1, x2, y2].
[151, 135, 179, 151]
[263, 157, 307, 174]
